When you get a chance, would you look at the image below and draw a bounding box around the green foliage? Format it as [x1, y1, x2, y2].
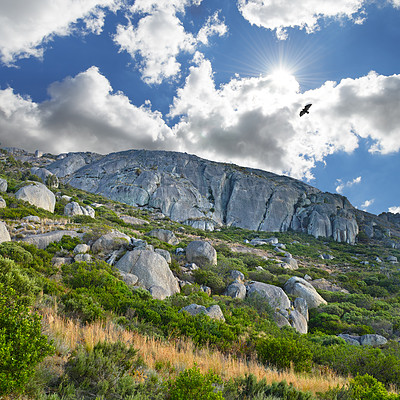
[0, 285, 54, 396]
[224, 374, 315, 400]
[167, 364, 224, 400]
[46, 235, 83, 254]
[58, 341, 144, 399]
[257, 336, 313, 373]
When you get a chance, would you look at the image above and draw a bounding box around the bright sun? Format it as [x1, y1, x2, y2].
[270, 67, 295, 83]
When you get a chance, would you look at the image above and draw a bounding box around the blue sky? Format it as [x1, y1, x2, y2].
[1, 0, 400, 216]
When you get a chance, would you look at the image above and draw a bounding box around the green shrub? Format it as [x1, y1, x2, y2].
[0, 285, 54, 396]
[257, 336, 313, 372]
[167, 364, 224, 400]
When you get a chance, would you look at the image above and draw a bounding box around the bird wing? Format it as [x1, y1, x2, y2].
[305, 104, 312, 111]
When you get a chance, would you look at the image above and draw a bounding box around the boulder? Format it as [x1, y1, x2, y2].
[338, 334, 361, 346]
[230, 270, 245, 282]
[148, 229, 179, 245]
[120, 215, 149, 225]
[30, 167, 59, 188]
[359, 334, 387, 347]
[21, 230, 82, 249]
[116, 249, 180, 298]
[224, 281, 246, 299]
[186, 240, 217, 266]
[74, 253, 92, 263]
[311, 278, 349, 294]
[0, 178, 7, 192]
[15, 182, 56, 212]
[201, 285, 212, 295]
[155, 248, 172, 263]
[250, 237, 278, 246]
[284, 276, 327, 309]
[280, 257, 298, 270]
[149, 285, 169, 300]
[119, 271, 139, 286]
[64, 202, 95, 218]
[180, 304, 225, 321]
[293, 297, 309, 321]
[52, 257, 72, 268]
[0, 197, 6, 208]
[288, 310, 308, 334]
[387, 256, 398, 263]
[92, 230, 130, 254]
[274, 312, 291, 328]
[0, 221, 11, 243]
[73, 244, 90, 254]
[246, 281, 291, 312]
[22, 215, 41, 223]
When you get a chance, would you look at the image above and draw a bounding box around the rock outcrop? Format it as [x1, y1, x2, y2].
[0, 178, 7, 192]
[64, 202, 95, 218]
[246, 281, 291, 312]
[15, 182, 56, 212]
[186, 240, 217, 266]
[47, 150, 359, 243]
[284, 277, 327, 309]
[22, 230, 82, 249]
[148, 229, 179, 245]
[180, 304, 225, 321]
[91, 230, 130, 254]
[0, 221, 11, 243]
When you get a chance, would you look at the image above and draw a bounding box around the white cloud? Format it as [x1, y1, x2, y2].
[114, 1, 227, 84]
[361, 199, 374, 210]
[237, 0, 366, 39]
[169, 55, 400, 179]
[0, 67, 174, 154]
[336, 176, 362, 194]
[0, 0, 121, 65]
[389, 206, 400, 214]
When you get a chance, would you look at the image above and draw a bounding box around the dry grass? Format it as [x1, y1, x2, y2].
[40, 307, 347, 396]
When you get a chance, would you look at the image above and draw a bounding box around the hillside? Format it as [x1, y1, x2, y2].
[1, 147, 400, 399]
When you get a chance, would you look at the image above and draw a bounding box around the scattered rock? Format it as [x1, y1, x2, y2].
[0, 221, 11, 243]
[180, 304, 225, 321]
[64, 202, 95, 218]
[116, 249, 180, 298]
[310, 278, 349, 294]
[288, 310, 308, 334]
[338, 334, 361, 346]
[387, 256, 398, 263]
[120, 215, 149, 225]
[230, 270, 245, 282]
[250, 237, 278, 246]
[22, 230, 82, 249]
[280, 257, 298, 270]
[284, 276, 327, 309]
[246, 281, 291, 312]
[0, 178, 7, 192]
[119, 271, 139, 286]
[273, 312, 291, 328]
[30, 167, 59, 188]
[73, 244, 90, 254]
[201, 285, 212, 295]
[224, 281, 246, 300]
[176, 247, 185, 255]
[92, 230, 130, 254]
[22, 215, 41, 223]
[186, 240, 217, 266]
[52, 257, 72, 268]
[148, 229, 179, 245]
[74, 253, 92, 263]
[293, 297, 309, 321]
[320, 254, 335, 260]
[155, 248, 171, 263]
[0, 197, 6, 208]
[359, 334, 387, 347]
[15, 182, 56, 212]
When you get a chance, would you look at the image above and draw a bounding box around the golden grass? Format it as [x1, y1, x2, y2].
[41, 308, 348, 395]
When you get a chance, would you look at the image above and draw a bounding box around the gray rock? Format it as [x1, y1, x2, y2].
[15, 182, 56, 212]
[224, 281, 246, 299]
[320, 254, 335, 260]
[119, 272, 139, 286]
[280, 257, 298, 270]
[0, 221, 11, 243]
[148, 228, 179, 245]
[120, 215, 149, 225]
[274, 312, 291, 328]
[230, 270, 245, 282]
[0, 178, 7, 192]
[284, 276, 327, 309]
[149, 285, 169, 300]
[176, 247, 185, 255]
[201, 285, 212, 295]
[131, 238, 148, 249]
[155, 248, 172, 263]
[293, 297, 309, 321]
[246, 281, 291, 312]
[338, 334, 361, 346]
[0, 197, 6, 208]
[73, 244, 90, 254]
[185, 262, 199, 271]
[116, 249, 180, 298]
[30, 167, 59, 188]
[52, 257, 72, 268]
[64, 202, 95, 218]
[22, 215, 41, 223]
[92, 230, 130, 254]
[387, 256, 398, 263]
[180, 304, 225, 321]
[250, 237, 278, 246]
[74, 253, 92, 263]
[311, 278, 349, 294]
[186, 240, 217, 266]
[21, 230, 82, 249]
[288, 310, 308, 334]
[360, 334, 388, 347]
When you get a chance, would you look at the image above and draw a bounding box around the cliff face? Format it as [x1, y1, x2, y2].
[47, 149, 359, 243]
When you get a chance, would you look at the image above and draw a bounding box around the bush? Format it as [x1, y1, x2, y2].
[167, 364, 224, 400]
[256, 336, 313, 373]
[0, 285, 54, 396]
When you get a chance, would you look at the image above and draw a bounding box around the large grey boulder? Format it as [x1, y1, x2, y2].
[359, 334, 387, 347]
[288, 310, 308, 334]
[30, 167, 59, 188]
[246, 281, 291, 312]
[64, 202, 95, 218]
[230, 270, 245, 282]
[15, 182, 56, 212]
[224, 281, 246, 299]
[338, 334, 361, 346]
[280, 257, 298, 270]
[0, 178, 7, 192]
[148, 229, 179, 245]
[311, 278, 349, 294]
[116, 249, 180, 298]
[0, 221, 11, 243]
[155, 248, 172, 263]
[92, 230, 130, 254]
[21, 230, 82, 249]
[186, 240, 217, 266]
[293, 297, 309, 321]
[284, 276, 327, 309]
[73, 244, 90, 254]
[180, 304, 225, 321]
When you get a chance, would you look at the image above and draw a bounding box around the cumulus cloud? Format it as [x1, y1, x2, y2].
[389, 206, 400, 214]
[0, 0, 121, 65]
[169, 55, 400, 179]
[0, 67, 174, 154]
[237, 0, 366, 39]
[336, 176, 362, 194]
[361, 199, 374, 210]
[114, 0, 227, 84]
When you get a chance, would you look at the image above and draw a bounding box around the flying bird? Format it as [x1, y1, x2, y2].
[300, 103, 312, 117]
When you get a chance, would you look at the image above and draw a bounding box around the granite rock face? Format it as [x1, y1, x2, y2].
[47, 149, 359, 243]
